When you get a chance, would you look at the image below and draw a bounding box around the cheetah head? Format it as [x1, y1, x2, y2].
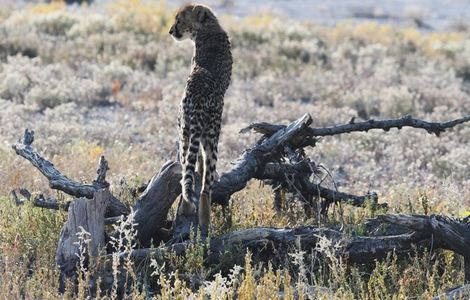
[169, 4, 218, 41]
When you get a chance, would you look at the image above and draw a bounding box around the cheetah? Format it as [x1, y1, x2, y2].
[169, 4, 232, 235]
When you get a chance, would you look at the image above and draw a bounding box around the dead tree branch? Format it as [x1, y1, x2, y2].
[33, 195, 70, 210]
[12, 130, 102, 197]
[212, 113, 313, 206]
[12, 114, 386, 246]
[258, 161, 383, 211]
[11, 129, 128, 217]
[10, 188, 70, 210]
[93, 155, 109, 188]
[11, 112, 470, 295]
[310, 115, 470, 137]
[133, 161, 182, 246]
[244, 115, 470, 140]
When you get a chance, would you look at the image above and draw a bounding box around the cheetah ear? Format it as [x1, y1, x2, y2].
[192, 5, 207, 23]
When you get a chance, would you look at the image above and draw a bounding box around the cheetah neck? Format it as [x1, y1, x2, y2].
[192, 28, 232, 73]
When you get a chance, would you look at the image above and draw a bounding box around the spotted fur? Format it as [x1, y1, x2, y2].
[169, 4, 232, 234]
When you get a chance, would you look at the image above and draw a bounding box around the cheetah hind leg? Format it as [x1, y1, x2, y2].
[174, 135, 201, 240]
[198, 191, 211, 238]
[178, 196, 197, 216]
[199, 137, 219, 238]
[196, 149, 204, 177]
[173, 195, 198, 242]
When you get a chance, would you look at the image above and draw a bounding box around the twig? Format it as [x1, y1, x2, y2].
[258, 160, 382, 209]
[33, 194, 70, 210]
[10, 188, 70, 210]
[105, 216, 122, 225]
[9, 190, 23, 206]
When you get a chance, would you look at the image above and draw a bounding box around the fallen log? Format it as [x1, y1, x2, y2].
[126, 214, 469, 277]
[379, 214, 470, 282]
[125, 225, 430, 277]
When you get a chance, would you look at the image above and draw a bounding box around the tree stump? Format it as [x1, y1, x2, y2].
[56, 189, 110, 291]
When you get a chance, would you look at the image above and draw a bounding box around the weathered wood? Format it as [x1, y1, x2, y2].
[257, 161, 383, 211]
[170, 114, 314, 240]
[10, 188, 70, 210]
[133, 161, 182, 246]
[56, 189, 109, 291]
[243, 115, 470, 139]
[11, 130, 128, 217]
[432, 284, 470, 300]
[12, 131, 101, 197]
[380, 214, 470, 282]
[212, 113, 312, 206]
[32, 194, 70, 210]
[379, 215, 470, 248]
[13, 117, 380, 247]
[93, 155, 110, 188]
[11, 113, 470, 296]
[109, 214, 469, 287]
[126, 220, 435, 271]
[309, 115, 470, 137]
[128, 159, 378, 245]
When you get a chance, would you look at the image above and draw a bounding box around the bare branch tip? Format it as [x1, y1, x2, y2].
[239, 125, 253, 134]
[94, 155, 110, 187]
[22, 129, 34, 146]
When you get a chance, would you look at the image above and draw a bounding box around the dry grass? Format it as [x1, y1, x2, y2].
[0, 0, 469, 298]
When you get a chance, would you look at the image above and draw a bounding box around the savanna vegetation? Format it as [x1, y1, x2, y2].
[0, 0, 469, 299]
